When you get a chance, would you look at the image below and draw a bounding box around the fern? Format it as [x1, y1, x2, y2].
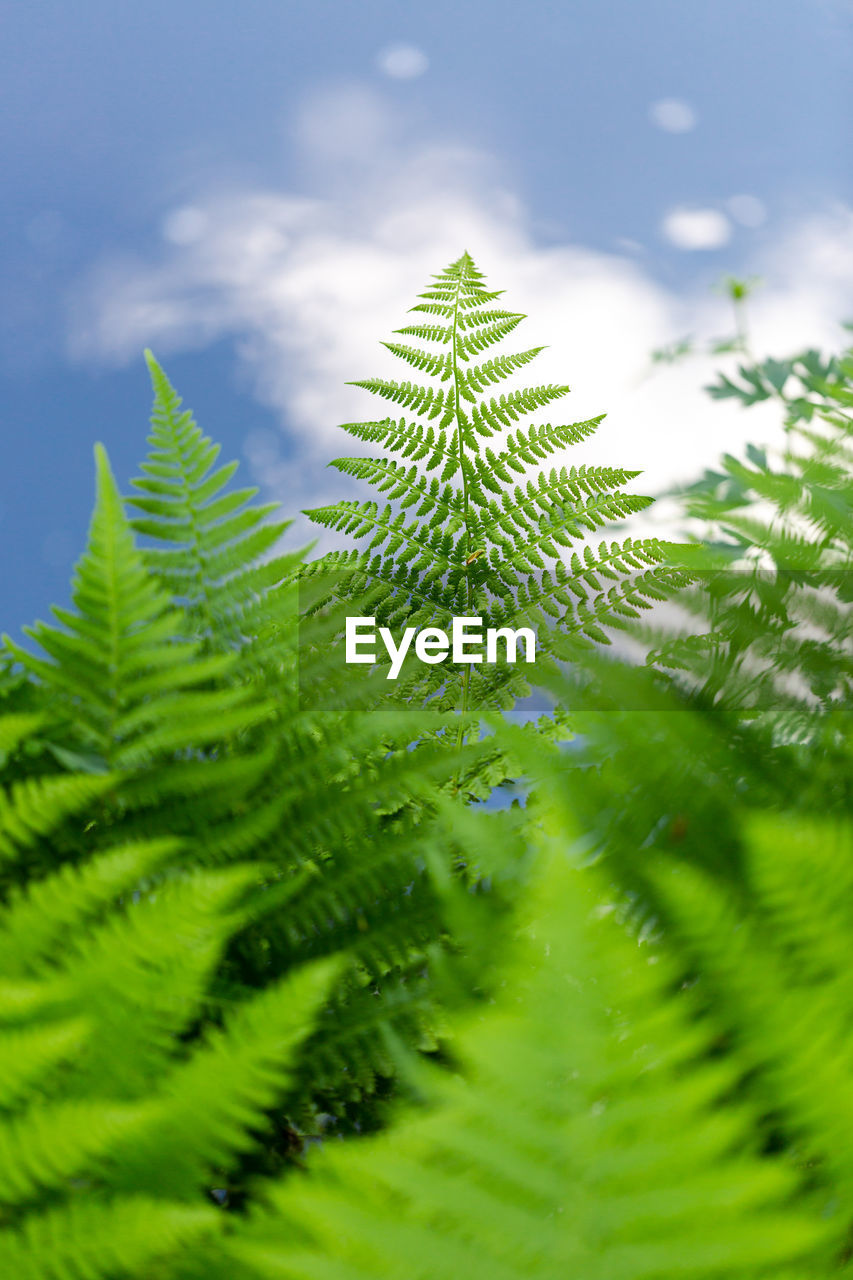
[304, 253, 686, 736]
[0, 366, 506, 1137]
[0, 440, 285, 917]
[658, 812, 853, 1220]
[128, 349, 299, 644]
[2, 445, 265, 774]
[564, 335, 853, 913]
[0, 734, 338, 1275]
[0, 264, 851, 1280]
[220, 824, 828, 1279]
[644, 341, 853, 748]
[119, 358, 524, 1116]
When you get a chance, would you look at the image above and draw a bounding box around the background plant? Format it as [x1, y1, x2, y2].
[570, 294, 853, 917]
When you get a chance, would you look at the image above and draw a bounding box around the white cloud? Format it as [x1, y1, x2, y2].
[662, 206, 731, 250]
[726, 194, 767, 228]
[293, 83, 397, 169]
[649, 99, 696, 133]
[376, 44, 429, 80]
[68, 85, 853, 551]
[162, 206, 210, 246]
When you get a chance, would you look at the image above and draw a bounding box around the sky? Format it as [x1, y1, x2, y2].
[2, 0, 852, 630]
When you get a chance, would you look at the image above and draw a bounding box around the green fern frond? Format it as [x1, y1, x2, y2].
[0, 827, 337, 1272]
[347, 377, 457, 425]
[380, 342, 454, 379]
[307, 253, 677, 748]
[2, 446, 262, 771]
[648, 341, 853, 743]
[456, 313, 526, 358]
[652, 811, 853, 1237]
[392, 322, 453, 344]
[0, 1019, 88, 1112]
[330, 457, 463, 518]
[74, 369, 500, 1114]
[61, 866, 265, 1097]
[223, 839, 827, 1279]
[334, 416, 461, 473]
[0, 1196, 218, 1279]
[0, 715, 43, 758]
[110, 956, 341, 1199]
[0, 771, 112, 864]
[129, 351, 296, 641]
[458, 347, 546, 394]
[0, 837, 180, 977]
[0, 444, 284, 881]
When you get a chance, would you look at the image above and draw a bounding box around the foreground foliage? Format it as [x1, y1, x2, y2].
[0, 358, 505, 1153]
[0, 712, 338, 1271]
[0, 260, 851, 1276]
[219, 797, 838, 1280]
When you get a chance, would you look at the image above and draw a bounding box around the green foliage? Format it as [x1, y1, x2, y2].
[0, 737, 338, 1276]
[1, 260, 852, 1279]
[646, 342, 852, 760]
[218, 813, 831, 1280]
[658, 812, 853, 1220]
[0, 357, 517, 1165]
[118, 358, 517, 1109]
[4, 445, 259, 774]
[129, 349, 297, 644]
[305, 253, 685, 726]
[550, 335, 852, 930]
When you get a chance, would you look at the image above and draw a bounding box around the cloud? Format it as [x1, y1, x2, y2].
[292, 83, 398, 169]
[661, 206, 732, 250]
[69, 85, 853, 549]
[649, 99, 696, 133]
[726, 194, 767, 228]
[161, 206, 210, 246]
[375, 44, 429, 80]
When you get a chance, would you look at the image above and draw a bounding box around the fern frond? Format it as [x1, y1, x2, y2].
[0, 771, 112, 864]
[458, 347, 545, 394]
[111, 957, 340, 1198]
[347, 378, 456, 425]
[500, 414, 605, 462]
[656, 345, 853, 743]
[0, 1019, 88, 1112]
[307, 253, 669, 747]
[0, 837, 179, 977]
[3, 446, 259, 771]
[456, 312, 526, 358]
[380, 342, 454, 378]
[336, 417, 460, 473]
[392, 322, 453, 344]
[0, 714, 43, 758]
[224, 840, 827, 1279]
[0, 822, 337, 1270]
[0, 1196, 218, 1279]
[657, 812, 853, 1219]
[331, 457, 463, 518]
[129, 351, 295, 640]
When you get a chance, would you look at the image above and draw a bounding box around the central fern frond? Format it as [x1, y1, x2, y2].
[306, 253, 684, 722]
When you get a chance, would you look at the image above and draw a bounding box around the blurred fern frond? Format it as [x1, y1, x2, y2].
[220, 818, 829, 1279]
[0, 748, 337, 1274]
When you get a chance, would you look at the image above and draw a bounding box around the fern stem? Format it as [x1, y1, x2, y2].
[452, 258, 474, 777]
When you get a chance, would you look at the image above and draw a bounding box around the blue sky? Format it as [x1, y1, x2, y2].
[2, 0, 851, 629]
